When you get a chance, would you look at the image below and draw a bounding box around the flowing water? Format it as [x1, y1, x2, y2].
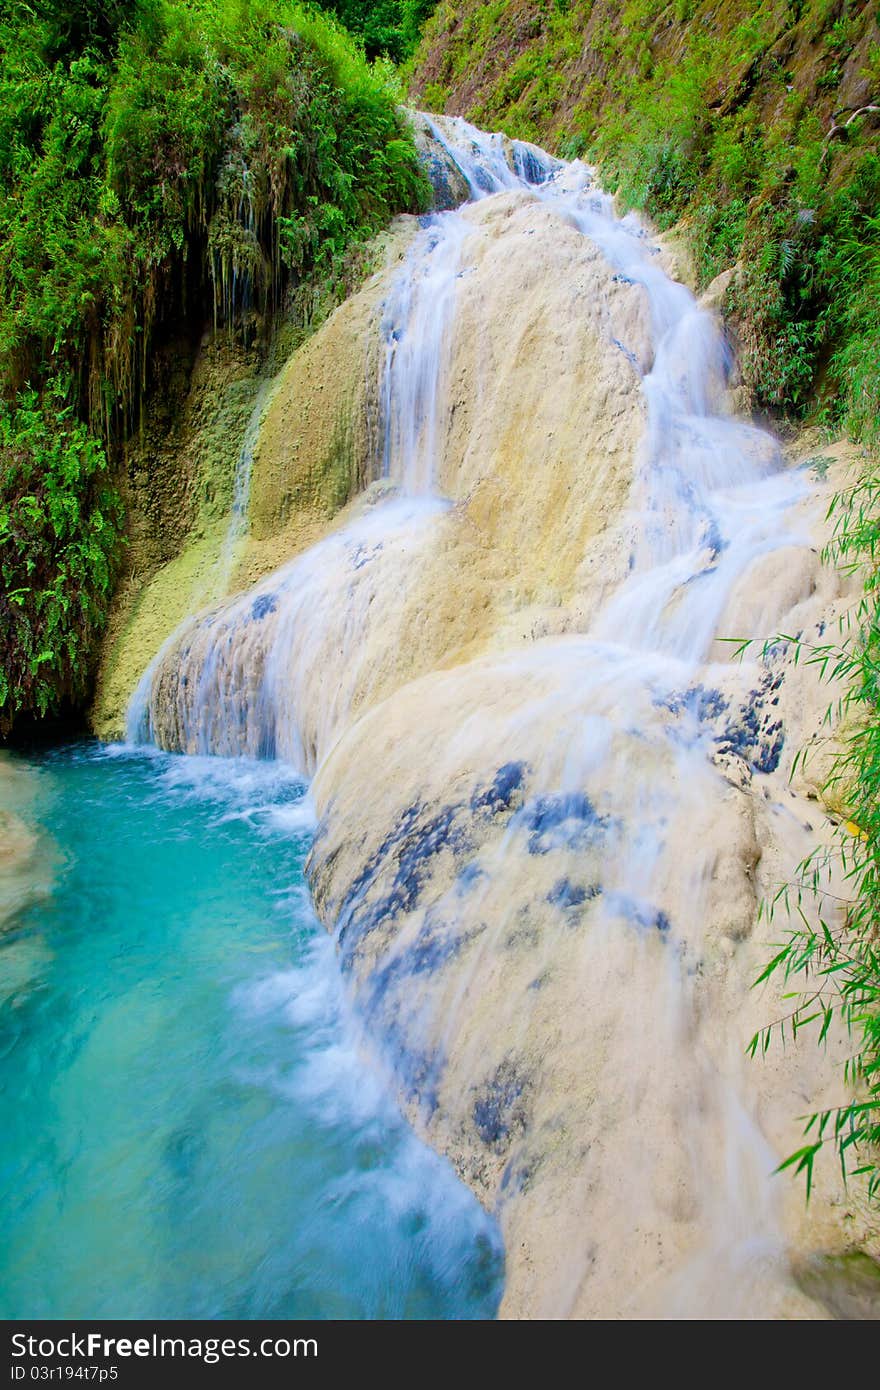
[0, 745, 502, 1318]
[4, 116, 841, 1318]
[217, 378, 273, 591]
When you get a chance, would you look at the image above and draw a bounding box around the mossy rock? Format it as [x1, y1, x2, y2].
[793, 1251, 880, 1320]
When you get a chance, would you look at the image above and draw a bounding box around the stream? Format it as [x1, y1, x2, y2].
[0, 744, 502, 1318]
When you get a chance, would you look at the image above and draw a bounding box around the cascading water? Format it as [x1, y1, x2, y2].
[117, 115, 857, 1318]
[423, 114, 562, 198]
[379, 212, 469, 495]
[0, 746, 502, 1318]
[131, 498, 449, 767]
[560, 185, 808, 661]
[132, 117, 806, 788]
[128, 118, 565, 761]
[126, 377, 274, 744]
[217, 378, 273, 589]
[128, 201, 469, 758]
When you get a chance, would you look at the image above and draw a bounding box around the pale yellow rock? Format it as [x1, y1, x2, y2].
[100, 159, 879, 1319]
[306, 586, 871, 1318]
[139, 191, 650, 760]
[91, 221, 418, 740]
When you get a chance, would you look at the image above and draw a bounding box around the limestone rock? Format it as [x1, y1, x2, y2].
[409, 111, 472, 210]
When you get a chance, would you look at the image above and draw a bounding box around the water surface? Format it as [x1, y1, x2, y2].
[0, 743, 502, 1319]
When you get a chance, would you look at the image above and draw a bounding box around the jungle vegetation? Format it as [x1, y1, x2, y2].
[0, 0, 428, 730]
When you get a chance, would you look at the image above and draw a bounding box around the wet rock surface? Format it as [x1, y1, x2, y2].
[123, 118, 877, 1316]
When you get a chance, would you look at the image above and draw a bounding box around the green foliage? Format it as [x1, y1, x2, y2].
[0, 0, 430, 729]
[0, 0, 429, 432]
[412, 0, 880, 427]
[822, 198, 880, 445]
[0, 389, 123, 730]
[312, 0, 438, 61]
[746, 460, 880, 1202]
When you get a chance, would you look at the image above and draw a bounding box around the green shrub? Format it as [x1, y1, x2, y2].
[749, 451, 880, 1201]
[311, 1, 439, 61]
[0, 0, 430, 729]
[0, 389, 123, 731]
[0, 0, 429, 423]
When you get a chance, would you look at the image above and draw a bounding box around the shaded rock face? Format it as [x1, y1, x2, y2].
[123, 118, 876, 1316]
[91, 220, 419, 741]
[410, 111, 562, 211]
[410, 111, 472, 210]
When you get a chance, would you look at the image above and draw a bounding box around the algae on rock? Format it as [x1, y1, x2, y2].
[91, 219, 417, 740]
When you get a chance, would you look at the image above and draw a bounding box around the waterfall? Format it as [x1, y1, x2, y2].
[423, 113, 562, 198]
[126, 377, 274, 746]
[127, 115, 845, 1317]
[559, 185, 806, 660]
[217, 378, 272, 589]
[135, 118, 805, 763]
[379, 212, 470, 495]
